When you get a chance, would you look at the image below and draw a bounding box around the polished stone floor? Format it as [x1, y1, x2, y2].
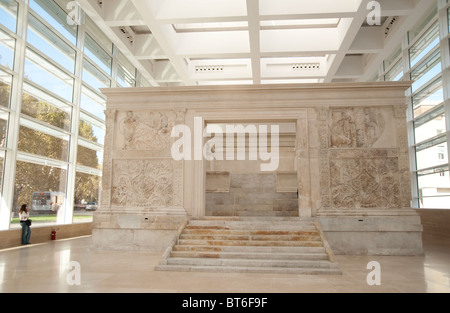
[0, 234, 448, 293]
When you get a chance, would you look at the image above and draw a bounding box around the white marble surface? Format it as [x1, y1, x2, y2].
[0, 234, 448, 293]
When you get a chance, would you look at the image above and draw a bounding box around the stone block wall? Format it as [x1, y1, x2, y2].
[206, 173, 298, 217]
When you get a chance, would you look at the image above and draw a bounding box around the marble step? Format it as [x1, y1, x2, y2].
[156, 217, 341, 275]
[186, 222, 317, 231]
[233, 211, 299, 217]
[170, 251, 329, 261]
[155, 265, 342, 275]
[177, 239, 323, 247]
[182, 229, 320, 236]
[166, 257, 340, 269]
[172, 245, 327, 254]
[179, 234, 322, 241]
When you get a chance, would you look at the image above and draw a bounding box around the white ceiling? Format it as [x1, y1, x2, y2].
[76, 0, 436, 87]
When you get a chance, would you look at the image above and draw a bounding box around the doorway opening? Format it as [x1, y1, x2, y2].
[204, 121, 299, 217]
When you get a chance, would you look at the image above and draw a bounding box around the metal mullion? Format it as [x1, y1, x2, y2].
[25, 43, 76, 79]
[415, 163, 449, 175]
[0, 63, 16, 76]
[0, 22, 20, 41]
[79, 110, 106, 130]
[16, 151, 69, 170]
[414, 102, 445, 127]
[382, 53, 403, 76]
[410, 73, 442, 99]
[75, 164, 102, 177]
[406, 15, 439, 49]
[82, 54, 114, 82]
[402, 29, 420, 208]
[63, 9, 86, 225]
[27, 3, 78, 50]
[406, 44, 440, 75]
[22, 77, 74, 108]
[19, 112, 72, 138]
[414, 133, 447, 151]
[438, 0, 450, 194]
[0, 0, 29, 230]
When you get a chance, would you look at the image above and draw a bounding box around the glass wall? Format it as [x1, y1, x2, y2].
[378, 1, 450, 209]
[0, 0, 140, 229]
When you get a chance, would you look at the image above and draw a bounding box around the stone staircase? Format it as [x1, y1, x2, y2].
[155, 217, 341, 275]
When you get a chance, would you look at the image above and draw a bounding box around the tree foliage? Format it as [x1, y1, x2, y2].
[11, 89, 100, 214]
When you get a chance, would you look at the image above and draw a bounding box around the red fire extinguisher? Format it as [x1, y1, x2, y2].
[51, 230, 56, 240]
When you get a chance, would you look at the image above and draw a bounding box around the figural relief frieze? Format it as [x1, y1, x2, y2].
[330, 158, 400, 209]
[111, 159, 174, 207]
[330, 108, 386, 148]
[117, 111, 176, 151]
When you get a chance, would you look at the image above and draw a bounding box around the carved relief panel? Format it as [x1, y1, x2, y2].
[330, 108, 396, 149]
[115, 111, 177, 151]
[330, 156, 400, 209]
[111, 159, 174, 207]
[317, 106, 407, 211]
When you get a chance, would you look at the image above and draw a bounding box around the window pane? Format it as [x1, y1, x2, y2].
[18, 124, 69, 161]
[384, 46, 402, 71]
[0, 69, 12, 108]
[79, 114, 105, 145]
[85, 16, 113, 54]
[84, 34, 112, 75]
[0, 28, 15, 69]
[82, 59, 110, 92]
[418, 171, 450, 209]
[29, 0, 77, 45]
[24, 48, 74, 102]
[27, 13, 76, 73]
[77, 144, 102, 169]
[0, 0, 18, 33]
[414, 108, 446, 144]
[409, 22, 439, 68]
[11, 160, 67, 228]
[22, 83, 72, 131]
[409, 7, 438, 44]
[412, 77, 443, 118]
[0, 109, 9, 147]
[73, 172, 100, 223]
[411, 49, 441, 93]
[416, 141, 448, 170]
[80, 85, 106, 120]
[117, 64, 136, 88]
[385, 59, 403, 81]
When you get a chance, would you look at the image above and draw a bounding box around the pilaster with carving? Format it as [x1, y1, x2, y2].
[100, 109, 117, 209]
[317, 106, 331, 210]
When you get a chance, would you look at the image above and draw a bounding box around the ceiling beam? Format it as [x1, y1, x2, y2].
[75, 0, 159, 87]
[324, 0, 372, 83]
[359, 0, 436, 82]
[247, 0, 262, 84]
[131, 0, 196, 86]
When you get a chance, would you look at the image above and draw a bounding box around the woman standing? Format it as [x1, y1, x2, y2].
[19, 204, 31, 245]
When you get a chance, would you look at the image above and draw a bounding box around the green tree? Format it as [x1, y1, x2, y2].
[12, 92, 100, 215]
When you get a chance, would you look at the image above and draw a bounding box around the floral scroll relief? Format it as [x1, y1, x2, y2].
[330, 158, 400, 209]
[111, 160, 174, 207]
